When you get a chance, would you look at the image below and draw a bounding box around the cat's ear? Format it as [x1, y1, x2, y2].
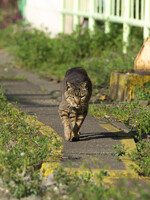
[66, 82, 74, 90]
[80, 81, 88, 90]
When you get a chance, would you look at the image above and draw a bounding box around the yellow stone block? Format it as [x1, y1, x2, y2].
[109, 72, 150, 101]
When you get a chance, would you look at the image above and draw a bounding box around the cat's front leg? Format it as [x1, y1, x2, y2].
[70, 113, 79, 141]
[59, 110, 71, 141]
[64, 123, 71, 141]
[74, 111, 87, 137]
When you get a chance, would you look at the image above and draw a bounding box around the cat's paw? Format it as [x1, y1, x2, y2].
[64, 135, 70, 141]
[64, 132, 71, 141]
[71, 137, 80, 142]
[78, 131, 81, 136]
[64, 131, 71, 141]
[64, 126, 71, 141]
[70, 131, 79, 142]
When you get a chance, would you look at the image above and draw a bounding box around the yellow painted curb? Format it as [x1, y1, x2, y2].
[100, 123, 137, 152]
[25, 116, 63, 178]
[100, 124, 139, 176]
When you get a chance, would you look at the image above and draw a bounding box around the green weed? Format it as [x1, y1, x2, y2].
[89, 102, 131, 122]
[129, 137, 150, 176]
[135, 82, 150, 102]
[0, 74, 26, 80]
[43, 165, 150, 200]
[113, 144, 126, 157]
[0, 87, 62, 198]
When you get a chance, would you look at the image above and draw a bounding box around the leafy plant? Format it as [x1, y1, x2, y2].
[129, 136, 150, 176]
[0, 87, 62, 198]
[113, 144, 126, 157]
[0, 23, 142, 86]
[135, 82, 150, 101]
[43, 165, 150, 200]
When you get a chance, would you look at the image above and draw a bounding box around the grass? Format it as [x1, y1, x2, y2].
[0, 73, 26, 81]
[129, 138, 150, 177]
[0, 86, 62, 198]
[42, 166, 150, 200]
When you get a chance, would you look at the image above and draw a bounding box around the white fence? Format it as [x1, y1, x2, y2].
[61, 0, 150, 53]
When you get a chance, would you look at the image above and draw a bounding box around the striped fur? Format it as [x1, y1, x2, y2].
[58, 67, 92, 141]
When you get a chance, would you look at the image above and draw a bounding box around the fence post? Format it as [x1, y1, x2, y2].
[61, 0, 65, 33]
[89, 0, 95, 31]
[144, 0, 150, 40]
[104, 0, 111, 33]
[122, 0, 130, 54]
[73, 0, 79, 30]
[18, 0, 26, 24]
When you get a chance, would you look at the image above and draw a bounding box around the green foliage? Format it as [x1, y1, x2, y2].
[131, 104, 150, 139]
[13, 28, 53, 68]
[130, 82, 150, 139]
[0, 24, 15, 47]
[0, 87, 62, 198]
[0, 23, 142, 86]
[89, 101, 131, 122]
[113, 144, 126, 157]
[129, 137, 150, 176]
[0, 73, 26, 80]
[44, 166, 150, 200]
[135, 82, 150, 101]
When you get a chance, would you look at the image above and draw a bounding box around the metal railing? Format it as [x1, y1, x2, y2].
[61, 0, 150, 53]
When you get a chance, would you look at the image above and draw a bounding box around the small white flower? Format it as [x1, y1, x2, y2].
[20, 152, 25, 156]
[53, 186, 58, 192]
[4, 68, 8, 72]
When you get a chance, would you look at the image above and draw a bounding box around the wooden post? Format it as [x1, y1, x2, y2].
[122, 0, 130, 54]
[104, 0, 111, 33]
[143, 0, 150, 40]
[88, 0, 95, 31]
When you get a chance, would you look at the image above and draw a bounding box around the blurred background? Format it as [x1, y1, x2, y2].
[0, 0, 23, 29]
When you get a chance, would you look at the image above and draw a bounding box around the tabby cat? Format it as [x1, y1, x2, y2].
[58, 67, 92, 141]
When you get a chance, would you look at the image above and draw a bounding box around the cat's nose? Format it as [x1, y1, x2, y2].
[74, 97, 80, 105]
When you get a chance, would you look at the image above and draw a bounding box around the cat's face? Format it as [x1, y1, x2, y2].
[65, 81, 88, 109]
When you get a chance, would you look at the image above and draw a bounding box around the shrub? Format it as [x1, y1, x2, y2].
[0, 23, 142, 87]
